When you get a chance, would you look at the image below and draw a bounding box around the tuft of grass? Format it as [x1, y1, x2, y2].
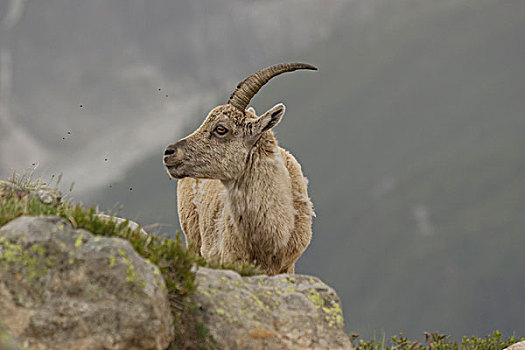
[200, 256, 262, 277]
[352, 331, 524, 350]
[0, 172, 260, 348]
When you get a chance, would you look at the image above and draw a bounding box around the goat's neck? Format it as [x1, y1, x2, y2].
[222, 133, 295, 250]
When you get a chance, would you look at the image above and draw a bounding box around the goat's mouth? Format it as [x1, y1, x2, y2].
[164, 162, 187, 179]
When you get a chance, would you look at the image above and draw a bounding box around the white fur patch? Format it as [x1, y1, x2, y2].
[197, 180, 205, 196]
[191, 180, 206, 214]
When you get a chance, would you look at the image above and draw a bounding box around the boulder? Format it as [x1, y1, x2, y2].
[192, 267, 353, 350]
[0, 216, 173, 350]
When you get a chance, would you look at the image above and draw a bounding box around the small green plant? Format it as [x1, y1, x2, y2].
[352, 331, 523, 350]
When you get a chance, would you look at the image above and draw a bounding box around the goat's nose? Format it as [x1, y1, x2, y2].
[164, 140, 186, 164]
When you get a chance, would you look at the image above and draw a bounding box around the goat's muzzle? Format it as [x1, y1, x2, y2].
[163, 140, 186, 178]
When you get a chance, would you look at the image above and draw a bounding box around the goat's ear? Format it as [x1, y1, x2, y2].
[246, 107, 257, 115]
[257, 103, 286, 133]
[245, 103, 286, 147]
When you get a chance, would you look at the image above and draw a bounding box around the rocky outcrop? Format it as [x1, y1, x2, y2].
[0, 204, 353, 349]
[192, 267, 353, 350]
[0, 216, 173, 350]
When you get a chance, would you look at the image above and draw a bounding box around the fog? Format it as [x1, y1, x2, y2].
[1, 0, 523, 341]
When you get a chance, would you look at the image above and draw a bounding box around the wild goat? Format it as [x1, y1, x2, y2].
[163, 63, 316, 275]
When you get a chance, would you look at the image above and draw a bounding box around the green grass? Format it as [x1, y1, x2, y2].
[352, 331, 523, 350]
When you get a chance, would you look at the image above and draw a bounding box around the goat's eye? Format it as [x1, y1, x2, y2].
[214, 125, 229, 136]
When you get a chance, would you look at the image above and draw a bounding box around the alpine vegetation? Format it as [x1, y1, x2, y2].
[164, 63, 316, 275]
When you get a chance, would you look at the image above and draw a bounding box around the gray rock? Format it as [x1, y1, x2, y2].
[0, 216, 173, 350]
[192, 267, 353, 350]
[505, 341, 525, 350]
[96, 213, 149, 237]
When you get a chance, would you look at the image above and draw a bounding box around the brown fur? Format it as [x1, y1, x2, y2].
[165, 104, 313, 275]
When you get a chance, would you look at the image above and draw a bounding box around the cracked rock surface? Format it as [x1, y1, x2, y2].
[0, 216, 173, 350]
[192, 267, 353, 350]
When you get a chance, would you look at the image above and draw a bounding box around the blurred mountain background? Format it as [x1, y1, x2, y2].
[1, 0, 523, 341]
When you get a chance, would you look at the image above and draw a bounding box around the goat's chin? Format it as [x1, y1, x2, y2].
[165, 167, 187, 180]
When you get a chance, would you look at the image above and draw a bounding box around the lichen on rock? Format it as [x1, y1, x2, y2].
[192, 267, 353, 350]
[0, 215, 173, 350]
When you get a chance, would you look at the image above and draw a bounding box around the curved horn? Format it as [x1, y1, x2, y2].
[227, 62, 317, 112]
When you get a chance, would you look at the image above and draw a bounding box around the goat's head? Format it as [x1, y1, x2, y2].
[163, 62, 317, 181]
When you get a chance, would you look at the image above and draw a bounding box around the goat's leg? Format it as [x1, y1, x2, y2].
[279, 264, 295, 274]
